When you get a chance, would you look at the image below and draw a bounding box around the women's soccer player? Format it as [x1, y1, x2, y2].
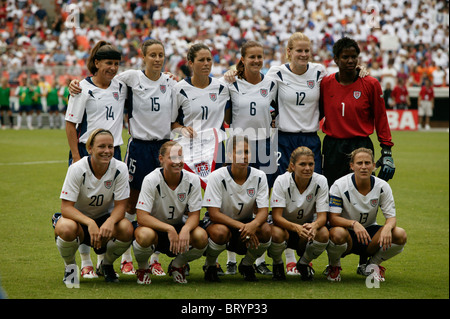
[65, 41, 126, 165]
[171, 43, 230, 144]
[64, 41, 127, 278]
[54, 129, 133, 285]
[202, 135, 272, 282]
[132, 141, 207, 284]
[269, 146, 329, 281]
[325, 148, 407, 282]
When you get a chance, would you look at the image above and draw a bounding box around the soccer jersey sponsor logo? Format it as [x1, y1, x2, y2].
[177, 193, 186, 202]
[247, 188, 255, 198]
[104, 180, 112, 189]
[353, 91, 361, 99]
[307, 80, 315, 89]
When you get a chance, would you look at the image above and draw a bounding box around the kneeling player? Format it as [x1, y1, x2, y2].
[326, 148, 407, 282]
[203, 135, 272, 282]
[132, 141, 207, 284]
[54, 129, 133, 285]
[269, 147, 329, 281]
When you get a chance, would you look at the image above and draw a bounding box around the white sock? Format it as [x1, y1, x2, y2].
[121, 246, 133, 263]
[133, 240, 154, 269]
[299, 240, 328, 264]
[172, 246, 207, 268]
[227, 250, 236, 263]
[255, 253, 266, 266]
[49, 115, 54, 128]
[96, 254, 104, 268]
[17, 115, 22, 128]
[56, 236, 79, 266]
[268, 241, 287, 265]
[327, 240, 347, 267]
[285, 248, 296, 264]
[80, 252, 93, 269]
[150, 252, 160, 264]
[205, 238, 226, 266]
[369, 243, 405, 265]
[37, 114, 42, 127]
[60, 114, 65, 128]
[104, 239, 132, 265]
[26, 115, 32, 128]
[242, 238, 271, 266]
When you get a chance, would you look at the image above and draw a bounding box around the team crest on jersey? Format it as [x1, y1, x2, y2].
[194, 161, 210, 177]
[306, 194, 313, 202]
[112, 92, 119, 101]
[104, 180, 113, 189]
[353, 91, 361, 99]
[209, 93, 217, 101]
[247, 188, 255, 198]
[260, 89, 268, 97]
[307, 80, 315, 89]
[370, 199, 378, 207]
[160, 85, 166, 93]
[177, 193, 186, 202]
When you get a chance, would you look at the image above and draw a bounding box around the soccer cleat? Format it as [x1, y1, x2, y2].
[368, 264, 386, 282]
[356, 263, 370, 276]
[272, 263, 286, 281]
[150, 261, 166, 276]
[325, 265, 342, 282]
[184, 262, 190, 276]
[81, 266, 98, 279]
[226, 262, 237, 275]
[238, 260, 258, 282]
[204, 265, 221, 282]
[254, 262, 273, 275]
[286, 262, 300, 275]
[216, 263, 225, 276]
[136, 269, 152, 285]
[120, 261, 136, 275]
[203, 262, 225, 276]
[101, 264, 119, 283]
[297, 262, 314, 281]
[168, 261, 188, 284]
[63, 264, 80, 288]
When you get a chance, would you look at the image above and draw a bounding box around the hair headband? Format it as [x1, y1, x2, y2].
[94, 50, 121, 61]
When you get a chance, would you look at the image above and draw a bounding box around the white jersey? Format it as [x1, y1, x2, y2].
[172, 77, 230, 137]
[116, 70, 177, 141]
[271, 172, 329, 224]
[203, 166, 269, 221]
[225, 75, 277, 140]
[60, 157, 130, 219]
[65, 77, 127, 146]
[136, 168, 202, 225]
[329, 173, 396, 228]
[267, 63, 326, 133]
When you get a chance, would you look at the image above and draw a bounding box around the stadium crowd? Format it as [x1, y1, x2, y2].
[0, 0, 448, 128]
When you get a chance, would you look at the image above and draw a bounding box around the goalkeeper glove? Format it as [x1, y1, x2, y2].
[376, 146, 395, 181]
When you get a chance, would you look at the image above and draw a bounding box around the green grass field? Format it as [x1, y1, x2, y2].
[0, 128, 448, 301]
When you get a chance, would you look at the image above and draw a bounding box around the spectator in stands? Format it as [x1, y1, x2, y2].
[432, 65, 446, 88]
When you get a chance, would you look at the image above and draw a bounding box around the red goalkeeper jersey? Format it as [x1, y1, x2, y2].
[320, 74, 393, 147]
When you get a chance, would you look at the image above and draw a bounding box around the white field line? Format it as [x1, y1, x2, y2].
[0, 160, 66, 166]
